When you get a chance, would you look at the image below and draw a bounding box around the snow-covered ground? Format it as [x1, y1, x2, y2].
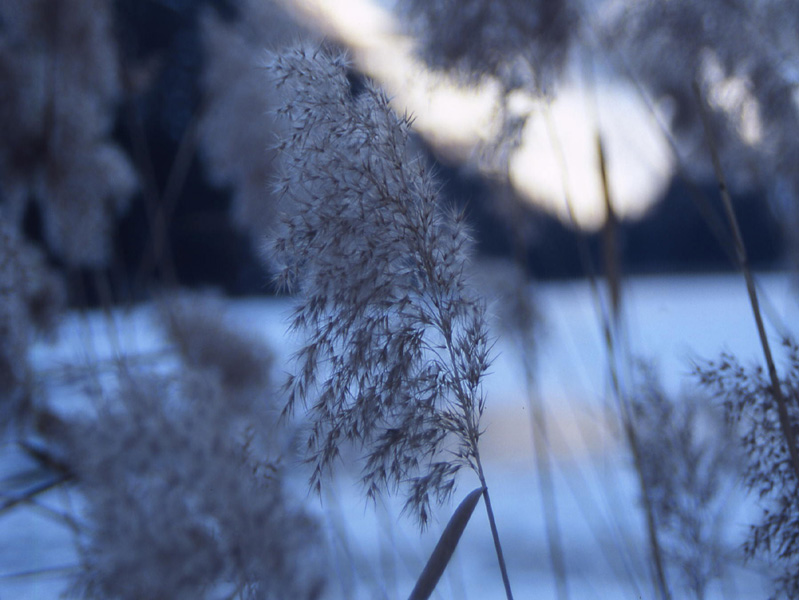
[4, 272, 796, 599]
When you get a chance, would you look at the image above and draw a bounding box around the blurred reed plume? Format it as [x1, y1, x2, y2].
[697, 343, 799, 597]
[633, 365, 743, 599]
[63, 368, 326, 600]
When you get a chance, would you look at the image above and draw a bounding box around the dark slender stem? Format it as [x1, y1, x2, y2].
[598, 130, 671, 600]
[475, 458, 514, 600]
[495, 107, 570, 599]
[543, 104, 671, 600]
[693, 80, 799, 483]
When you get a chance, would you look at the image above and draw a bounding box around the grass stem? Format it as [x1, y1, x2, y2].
[542, 102, 671, 599]
[475, 457, 514, 600]
[693, 80, 799, 483]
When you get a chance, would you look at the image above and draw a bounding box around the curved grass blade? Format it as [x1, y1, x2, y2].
[407, 487, 484, 600]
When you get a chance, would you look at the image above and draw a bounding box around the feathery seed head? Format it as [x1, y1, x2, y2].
[266, 44, 493, 525]
[697, 344, 799, 596]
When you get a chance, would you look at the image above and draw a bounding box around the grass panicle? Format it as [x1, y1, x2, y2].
[697, 343, 799, 596]
[266, 44, 493, 527]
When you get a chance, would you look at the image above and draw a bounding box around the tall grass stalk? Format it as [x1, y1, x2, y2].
[693, 80, 799, 482]
[501, 264, 569, 600]
[596, 132, 672, 600]
[542, 101, 671, 599]
[482, 109, 569, 598]
[476, 468, 515, 600]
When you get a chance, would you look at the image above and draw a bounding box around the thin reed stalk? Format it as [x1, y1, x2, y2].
[490, 97, 569, 599]
[693, 80, 799, 483]
[596, 132, 670, 600]
[513, 277, 570, 600]
[475, 458, 515, 600]
[542, 102, 671, 600]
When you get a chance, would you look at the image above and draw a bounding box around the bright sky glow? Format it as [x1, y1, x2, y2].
[700, 48, 764, 146]
[289, 0, 675, 230]
[290, 0, 500, 155]
[510, 77, 675, 229]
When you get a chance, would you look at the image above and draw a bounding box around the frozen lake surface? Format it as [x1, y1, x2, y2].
[3, 272, 796, 599]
